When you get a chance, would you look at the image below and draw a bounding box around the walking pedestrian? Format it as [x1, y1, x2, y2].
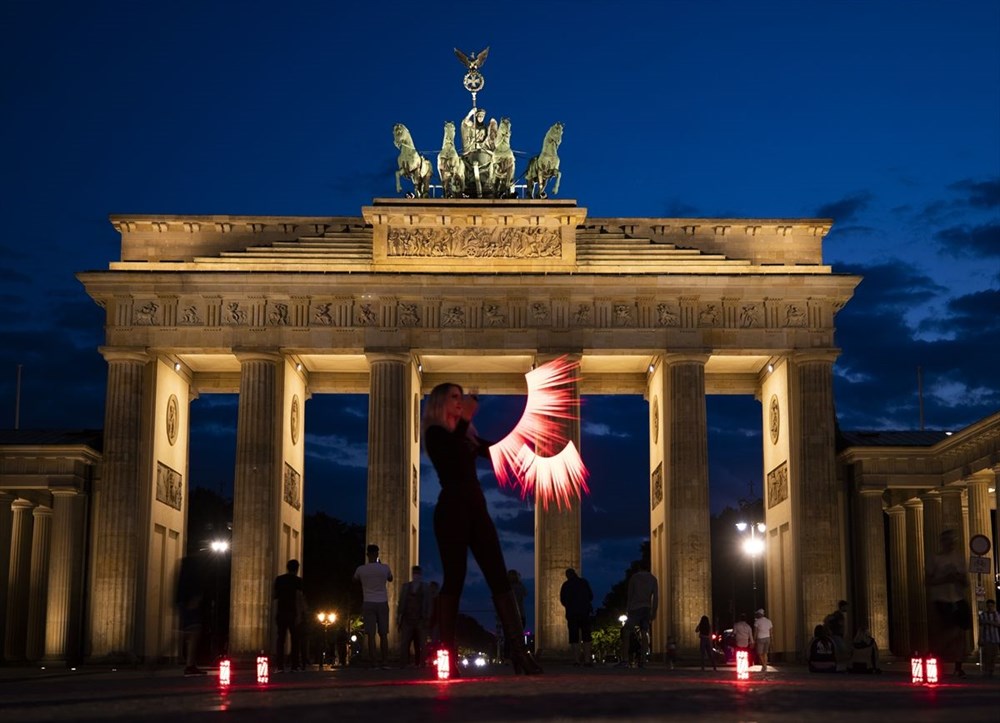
[753, 608, 773, 676]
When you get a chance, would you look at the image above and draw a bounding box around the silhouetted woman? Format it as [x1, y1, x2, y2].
[421, 382, 542, 676]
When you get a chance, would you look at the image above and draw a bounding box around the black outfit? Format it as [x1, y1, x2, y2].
[425, 419, 510, 599]
[425, 417, 541, 675]
[273, 572, 304, 671]
[560, 574, 594, 644]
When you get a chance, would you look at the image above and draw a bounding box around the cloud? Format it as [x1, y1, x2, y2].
[949, 177, 1000, 209]
[935, 222, 1000, 258]
[814, 191, 873, 223]
[582, 421, 630, 438]
[305, 432, 370, 469]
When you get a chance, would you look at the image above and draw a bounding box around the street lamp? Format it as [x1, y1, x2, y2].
[735, 522, 766, 611]
[317, 612, 337, 669]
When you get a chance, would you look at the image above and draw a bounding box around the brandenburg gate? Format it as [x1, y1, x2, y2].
[73, 198, 859, 662]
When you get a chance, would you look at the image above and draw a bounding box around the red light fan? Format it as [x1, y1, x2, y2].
[489, 356, 590, 509]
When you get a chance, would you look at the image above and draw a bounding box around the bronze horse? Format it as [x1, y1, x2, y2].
[524, 122, 563, 199]
[394, 123, 432, 198]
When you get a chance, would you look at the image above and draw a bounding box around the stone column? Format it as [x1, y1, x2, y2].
[89, 350, 149, 660]
[886, 505, 909, 656]
[664, 354, 710, 654]
[855, 489, 889, 651]
[902, 498, 927, 653]
[0, 492, 14, 661]
[230, 352, 284, 657]
[791, 352, 843, 653]
[25, 505, 53, 661]
[45, 490, 87, 661]
[365, 353, 413, 649]
[534, 355, 581, 657]
[921, 493, 942, 564]
[939, 486, 964, 540]
[5, 499, 34, 661]
[967, 472, 994, 599]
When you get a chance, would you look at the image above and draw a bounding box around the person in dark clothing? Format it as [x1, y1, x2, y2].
[421, 382, 542, 676]
[560, 568, 594, 665]
[808, 624, 837, 672]
[273, 559, 305, 672]
[175, 553, 208, 675]
[696, 615, 716, 671]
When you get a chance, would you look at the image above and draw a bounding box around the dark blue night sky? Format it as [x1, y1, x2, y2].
[2, 1, 998, 626]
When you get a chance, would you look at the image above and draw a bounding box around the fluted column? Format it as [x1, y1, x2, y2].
[966, 473, 994, 600]
[886, 505, 909, 656]
[0, 491, 14, 661]
[5, 499, 34, 661]
[89, 350, 149, 660]
[921, 493, 943, 565]
[45, 490, 87, 661]
[534, 354, 581, 656]
[855, 489, 889, 650]
[365, 353, 412, 648]
[903, 498, 927, 653]
[939, 486, 964, 540]
[25, 505, 53, 660]
[230, 352, 284, 656]
[664, 354, 710, 654]
[791, 353, 843, 653]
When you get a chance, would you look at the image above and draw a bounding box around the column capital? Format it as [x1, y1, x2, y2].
[233, 349, 284, 364]
[99, 347, 151, 364]
[11, 498, 34, 511]
[886, 504, 905, 517]
[365, 352, 413, 366]
[966, 469, 995, 488]
[50, 488, 82, 499]
[660, 352, 710, 366]
[790, 349, 841, 365]
[31, 505, 53, 519]
[902, 497, 923, 510]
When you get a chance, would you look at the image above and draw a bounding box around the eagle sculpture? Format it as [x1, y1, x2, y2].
[454, 47, 489, 71]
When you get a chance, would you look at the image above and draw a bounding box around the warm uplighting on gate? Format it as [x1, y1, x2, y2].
[218, 658, 231, 687]
[256, 654, 269, 684]
[736, 649, 750, 680]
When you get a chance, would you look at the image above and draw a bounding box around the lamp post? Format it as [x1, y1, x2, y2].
[735, 522, 766, 611]
[317, 612, 337, 669]
[209, 539, 230, 657]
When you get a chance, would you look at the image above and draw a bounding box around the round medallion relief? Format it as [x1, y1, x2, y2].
[291, 395, 300, 445]
[166, 394, 179, 446]
[768, 395, 780, 445]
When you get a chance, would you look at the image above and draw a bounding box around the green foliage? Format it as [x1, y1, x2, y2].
[589, 621, 623, 663]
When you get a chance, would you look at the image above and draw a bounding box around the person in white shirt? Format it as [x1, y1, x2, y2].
[354, 544, 393, 668]
[753, 608, 774, 675]
[733, 612, 755, 659]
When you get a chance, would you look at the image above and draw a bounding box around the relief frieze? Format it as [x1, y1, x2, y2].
[283, 462, 301, 510]
[442, 305, 466, 327]
[155, 461, 183, 511]
[135, 301, 159, 325]
[656, 303, 679, 327]
[767, 461, 789, 509]
[484, 304, 507, 327]
[398, 303, 420, 327]
[387, 226, 561, 258]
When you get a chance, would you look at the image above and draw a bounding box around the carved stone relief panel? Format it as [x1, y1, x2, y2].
[156, 461, 183, 510]
[483, 302, 508, 327]
[739, 303, 761, 328]
[656, 303, 679, 327]
[179, 303, 202, 325]
[784, 303, 807, 327]
[651, 462, 663, 510]
[613, 303, 635, 327]
[387, 226, 561, 258]
[283, 462, 301, 510]
[398, 302, 421, 327]
[572, 303, 592, 326]
[766, 461, 788, 509]
[698, 303, 720, 327]
[411, 464, 418, 506]
[441, 304, 466, 327]
[134, 300, 160, 326]
[768, 395, 780, 445]
[166, 394, 179, 446]
[651, 396, 659, 440]
[290, 395, 300, 445]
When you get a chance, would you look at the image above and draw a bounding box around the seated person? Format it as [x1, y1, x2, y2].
[807, 624, 838, 672]
[850, 625, 881, 673]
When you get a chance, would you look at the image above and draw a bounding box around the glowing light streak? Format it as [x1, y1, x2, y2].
[256, 654, 269, 685]
[219, 658, 231, 687]
[736, 649, 749, 680]
[489, 356, 589, 508]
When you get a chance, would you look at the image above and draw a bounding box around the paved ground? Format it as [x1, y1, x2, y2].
[1, 660, 997, 722]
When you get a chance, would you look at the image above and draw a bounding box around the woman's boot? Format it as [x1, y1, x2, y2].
[494, 590, 542, 675]
[435, 594, 461, 678]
